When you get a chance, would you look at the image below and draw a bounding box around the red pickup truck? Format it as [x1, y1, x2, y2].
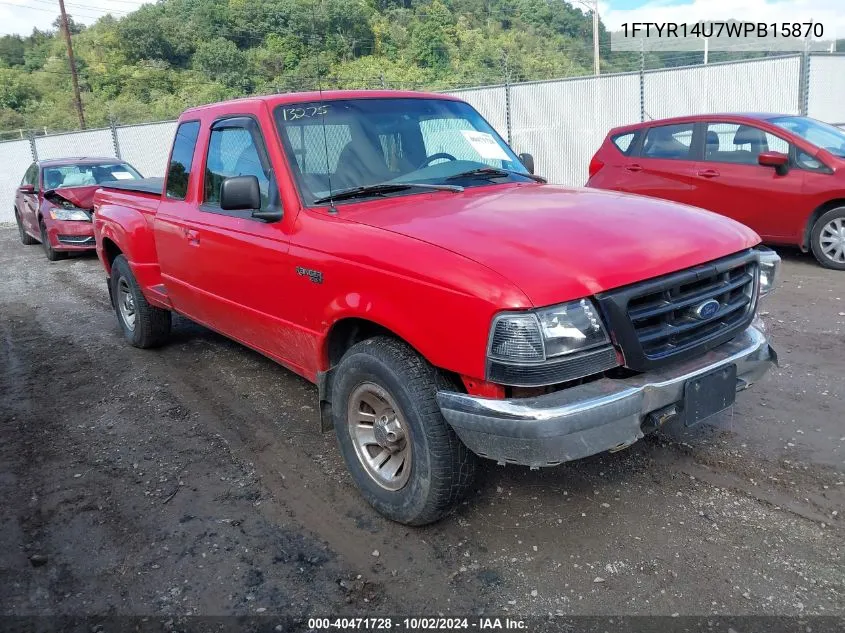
[93, 91, 779, 525]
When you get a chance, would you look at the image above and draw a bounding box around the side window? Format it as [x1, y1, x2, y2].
[642, 124, 694, 160]
[166, 121, 200, 200]
[22, 164, 37, 188]
[705, 123, 790, 165]
[203, 120, 277, 214]
[611, 132, 637, 155]
[796, 150, 831, 174]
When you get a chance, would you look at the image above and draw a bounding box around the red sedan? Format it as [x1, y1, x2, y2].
[14, 157, 142, 261]
[586, 114, 845, 269]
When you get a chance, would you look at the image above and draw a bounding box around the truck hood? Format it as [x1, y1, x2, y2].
[343, 184, 761, 307]
[44, 185, 99, 210]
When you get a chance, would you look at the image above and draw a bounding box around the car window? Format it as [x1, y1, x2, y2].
[642, 124, 694, 160]
[42, 163, 141, 189]
[796, 150, 831, 173]
[203, 121, 278, 215]
[770, 116, 845, 158]
[22, 164, 37, 188]
[704, 123, 789, 165]
[611, 132, 637, 155]
[166, 121, 201, 200]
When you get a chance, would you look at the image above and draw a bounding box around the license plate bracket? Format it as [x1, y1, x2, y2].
[683, 364, 737, 427]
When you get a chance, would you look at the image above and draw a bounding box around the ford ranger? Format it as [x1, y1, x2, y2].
[92, 91, 779, 525]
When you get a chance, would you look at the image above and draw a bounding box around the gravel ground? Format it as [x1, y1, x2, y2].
[1, 225, 843, 618]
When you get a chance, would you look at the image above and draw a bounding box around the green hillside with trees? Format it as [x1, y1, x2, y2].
[0, 0, 794, 136]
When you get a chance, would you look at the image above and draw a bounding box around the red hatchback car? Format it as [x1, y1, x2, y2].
[14, 157, 142, 261]
[586, 114, 845, 269]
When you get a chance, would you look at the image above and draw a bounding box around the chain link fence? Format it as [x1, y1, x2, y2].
[3, 53, 845, 223]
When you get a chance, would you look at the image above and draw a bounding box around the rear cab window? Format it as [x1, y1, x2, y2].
[166, 121, 201, 200]
[642, 123, 695, 160]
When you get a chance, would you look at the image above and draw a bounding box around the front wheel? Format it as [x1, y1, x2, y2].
[811, 207, 845, 270]
[39, 219, 66, 261]
[332, 336, 477, 526]
[110, 255, 172, 348]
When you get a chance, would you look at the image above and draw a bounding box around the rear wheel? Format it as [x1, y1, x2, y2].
[39, 219, 66, 261]
[811, 207, 845, 270]
[15, 209, 37, 245]
[332, 336, 477, 525]
[110, 255, 171, 348]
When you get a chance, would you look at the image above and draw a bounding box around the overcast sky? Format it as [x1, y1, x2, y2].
[1, 0, 843, 40]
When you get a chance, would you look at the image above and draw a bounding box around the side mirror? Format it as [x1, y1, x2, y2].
[220, 175, 261, 211]
[758, 151, 789, 175]
[18, 184, 35, 194]
[518, 153, 535, 175]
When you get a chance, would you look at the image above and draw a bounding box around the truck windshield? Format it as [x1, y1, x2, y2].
[274, 98, 531, 206]
[769, 116, 845, 158]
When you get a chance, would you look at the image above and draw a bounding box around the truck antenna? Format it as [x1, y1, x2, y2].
[317, 76, 337, 214]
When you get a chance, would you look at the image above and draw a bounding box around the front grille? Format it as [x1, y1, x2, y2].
[596, 251, 759, 372]
[57, 235, 95, 246]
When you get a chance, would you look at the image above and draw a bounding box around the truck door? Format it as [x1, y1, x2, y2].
[155, 111, 305, 368]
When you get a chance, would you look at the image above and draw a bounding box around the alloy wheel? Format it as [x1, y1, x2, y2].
[347, 382, 412, 491]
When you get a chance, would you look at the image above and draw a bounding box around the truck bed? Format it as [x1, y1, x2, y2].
[100, 177, 164, 196]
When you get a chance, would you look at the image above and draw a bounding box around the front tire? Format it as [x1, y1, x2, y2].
[332, 336, 477, 526]
[15, 209, 37, 245]
[39, 219, 66, 261]
[110, 255, 171, 348]
[811, 207, 845, 270]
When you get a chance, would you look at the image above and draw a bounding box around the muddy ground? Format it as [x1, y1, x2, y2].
[1, 225, 843, 618]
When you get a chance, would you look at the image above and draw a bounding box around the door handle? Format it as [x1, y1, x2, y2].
[183, 228, 200, 245]
[625, 164, 643, 172]
[697, 169, 720, 178]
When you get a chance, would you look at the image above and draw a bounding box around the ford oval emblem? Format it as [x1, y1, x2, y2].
[693, 299, 720, 320]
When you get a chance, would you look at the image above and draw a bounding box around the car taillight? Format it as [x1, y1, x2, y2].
[588, 155, 605, 178]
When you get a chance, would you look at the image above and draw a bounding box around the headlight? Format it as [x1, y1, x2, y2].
[536, 299, 609, 357]
[757, 248, 781, 297]
[50, 207, 90, 221]
[487, 299, 619, 387]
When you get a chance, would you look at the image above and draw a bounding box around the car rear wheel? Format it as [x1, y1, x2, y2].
[39, 219, 66, 261]
[110, 255, 172, 348]
[332, 336, 477, 525]
[811, 207, 845, 270]
[15, 209, 37, 245]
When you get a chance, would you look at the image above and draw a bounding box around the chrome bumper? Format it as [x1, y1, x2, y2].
[436, 326, 775, 468]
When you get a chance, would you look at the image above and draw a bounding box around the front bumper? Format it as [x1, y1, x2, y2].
[46, 219, 95, 251]
[437, 325, 775, 468]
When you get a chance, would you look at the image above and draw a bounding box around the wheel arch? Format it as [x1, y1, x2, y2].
[804, 198, 845, 251]
[101, 236, 123, 273]
[316, 316, 462, 433]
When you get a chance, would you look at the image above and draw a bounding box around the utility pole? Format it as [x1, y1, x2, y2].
[58, 0, 85, 129]
[591, 0, 600, 75]
[574, 0, 601, 75]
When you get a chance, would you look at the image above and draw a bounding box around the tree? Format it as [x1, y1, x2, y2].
[0, 35, 26, 67]
[193, 37, 250, 91]
[410, 0, 453, 71]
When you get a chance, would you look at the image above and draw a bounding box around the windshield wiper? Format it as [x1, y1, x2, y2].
[445, 167, 547, 183]
[313, 182, 463, 205]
